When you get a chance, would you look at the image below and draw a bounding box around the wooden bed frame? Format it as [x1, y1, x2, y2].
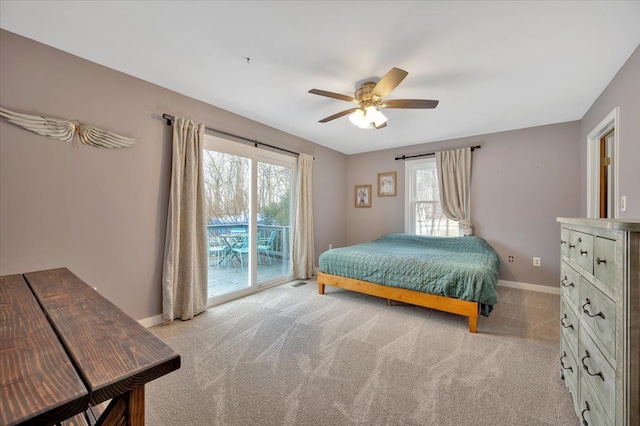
[317, 271, 480, 333]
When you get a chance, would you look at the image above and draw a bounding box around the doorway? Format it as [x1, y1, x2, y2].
[202, 134, 295, 303]
[598, 129, 614, 218]
[587, 107, 619, 218]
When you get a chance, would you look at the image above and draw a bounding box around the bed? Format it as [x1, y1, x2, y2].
[317, 233, 500, 333]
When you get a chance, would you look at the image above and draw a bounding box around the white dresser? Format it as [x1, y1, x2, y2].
[557, 218, 639, 425]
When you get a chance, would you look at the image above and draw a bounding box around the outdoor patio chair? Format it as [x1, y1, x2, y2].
[231, 235, 251, 270]
[257, 231, 276, 265]
[208, 236, 228, 268]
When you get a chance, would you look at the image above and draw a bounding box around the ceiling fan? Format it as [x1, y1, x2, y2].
[308, 67, 439, 130]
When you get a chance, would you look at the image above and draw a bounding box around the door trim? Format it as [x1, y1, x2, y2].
[587, 107, 619, 218]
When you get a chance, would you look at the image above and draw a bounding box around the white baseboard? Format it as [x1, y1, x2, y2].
[138, 279, 298, 328]
[138, 314, 164, 328]
[497, 280, 560, 295]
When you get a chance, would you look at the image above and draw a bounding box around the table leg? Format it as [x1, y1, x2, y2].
[128, 386, 145, 426]
[95, 386, 144, 426]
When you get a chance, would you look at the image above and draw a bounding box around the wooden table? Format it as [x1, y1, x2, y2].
[218, 233, 249, 265]
[1, 268, 181, 426]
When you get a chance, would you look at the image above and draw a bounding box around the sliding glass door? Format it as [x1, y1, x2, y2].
[257, 161, 291, 283]
[203, 134, 295, 302]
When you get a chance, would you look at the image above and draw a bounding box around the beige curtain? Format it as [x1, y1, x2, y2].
[436, 147, 473, 236]
[162, 117, 208, 321]
[292, 153, 314, 279]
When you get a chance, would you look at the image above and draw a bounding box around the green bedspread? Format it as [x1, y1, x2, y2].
[319, 233, 500, 316]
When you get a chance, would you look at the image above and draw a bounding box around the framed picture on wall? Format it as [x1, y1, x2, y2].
[355, 184, 372, 208]
[377, 171, 397, 196]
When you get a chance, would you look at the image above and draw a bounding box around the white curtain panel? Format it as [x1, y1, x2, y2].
[292, 153, 315, 279]
[436, 147, 473, 236]
[162, 118, 208, 321]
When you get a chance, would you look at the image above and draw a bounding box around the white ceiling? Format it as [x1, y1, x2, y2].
[1, 1, 640, 155]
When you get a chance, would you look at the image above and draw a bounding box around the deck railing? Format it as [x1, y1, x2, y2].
[206, 224, 290, 260]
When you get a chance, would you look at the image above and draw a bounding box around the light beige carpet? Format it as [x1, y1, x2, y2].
[146, 280, 577, 425]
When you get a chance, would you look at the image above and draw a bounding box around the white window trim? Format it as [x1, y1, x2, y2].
[404, 157, 459, 236]
[404, 159, 430, 233]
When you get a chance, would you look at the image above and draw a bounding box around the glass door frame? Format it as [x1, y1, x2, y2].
[203, 134, 296, 306]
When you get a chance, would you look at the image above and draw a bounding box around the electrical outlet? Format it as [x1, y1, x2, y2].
[621, 196, 627, 212]
[533, 257, 541, 267]
[329, 243, 333, 250]
[508, 256, 514, 263]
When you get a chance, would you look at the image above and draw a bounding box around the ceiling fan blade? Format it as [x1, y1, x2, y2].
[308, 89, 355, 102]
[374, 121, 388, 130]
[318, 108, 358, 123]
[372, 68, 408, 99]
[380, 99, 439, 109]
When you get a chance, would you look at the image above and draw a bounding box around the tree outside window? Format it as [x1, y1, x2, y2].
[406, 158, 459, 236]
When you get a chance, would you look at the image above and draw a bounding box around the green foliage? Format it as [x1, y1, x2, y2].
[261, 192, 290, 226]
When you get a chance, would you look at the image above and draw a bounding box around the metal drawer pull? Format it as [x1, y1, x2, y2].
[578, 237, 582, 243]
[582, 299, 605, 319]
[560, 239, 566, 245]
[561, 276, 575, 287]
[569, 244, 576, 249]
[596, 257, 606, 265]
[560, 351, 573, 372]
[560, 314, 574, 329]
[581, 401, 590, 425]
[580, 249, 588, 256]
[581, 350, 605, 381]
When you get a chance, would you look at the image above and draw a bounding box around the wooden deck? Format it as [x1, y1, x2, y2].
[207, 254, 290, 297]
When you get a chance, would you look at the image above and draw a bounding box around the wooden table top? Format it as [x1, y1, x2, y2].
[1, 268, 181, 425]
[1, 274, 89, 426]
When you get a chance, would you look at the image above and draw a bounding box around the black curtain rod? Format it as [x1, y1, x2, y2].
[394, 145, 481, 161]
[162, 114, 300, 157]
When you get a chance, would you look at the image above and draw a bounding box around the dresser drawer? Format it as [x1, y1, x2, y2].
[579, 278, 616, 364]
[560, 299, 579, 355]
[569, 230, 594, 274]
[594, 236, 616, 293]
[561, 261, 580, 313]
[579, 370, 613, 426]
[560, 336, 579, 412]
[578, 329, 615, 424]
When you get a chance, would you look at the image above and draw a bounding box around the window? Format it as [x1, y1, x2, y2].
[405, 158, 459, 236]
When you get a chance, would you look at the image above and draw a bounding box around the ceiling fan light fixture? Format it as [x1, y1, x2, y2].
[348, 106, 387, 130]
[364, 105, 387, 127]
[349, 108, 365, 126]
[374, 111, 387, 127]
[349, 108, 374, 129]
[364, 105, 377, 117]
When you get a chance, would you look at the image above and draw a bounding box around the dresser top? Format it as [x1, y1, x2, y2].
[557, 217, 640, 232]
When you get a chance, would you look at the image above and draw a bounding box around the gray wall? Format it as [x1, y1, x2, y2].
[2, 29, 636, 319]
[579, 45, 640, 218]
[0, 30, 349, 320]
[347, 122, 581, 288]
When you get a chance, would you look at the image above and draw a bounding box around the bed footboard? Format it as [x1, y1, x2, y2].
[317, 272, 479, 333]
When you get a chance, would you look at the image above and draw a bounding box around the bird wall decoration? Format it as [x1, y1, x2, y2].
[0, 107, 139, 148]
